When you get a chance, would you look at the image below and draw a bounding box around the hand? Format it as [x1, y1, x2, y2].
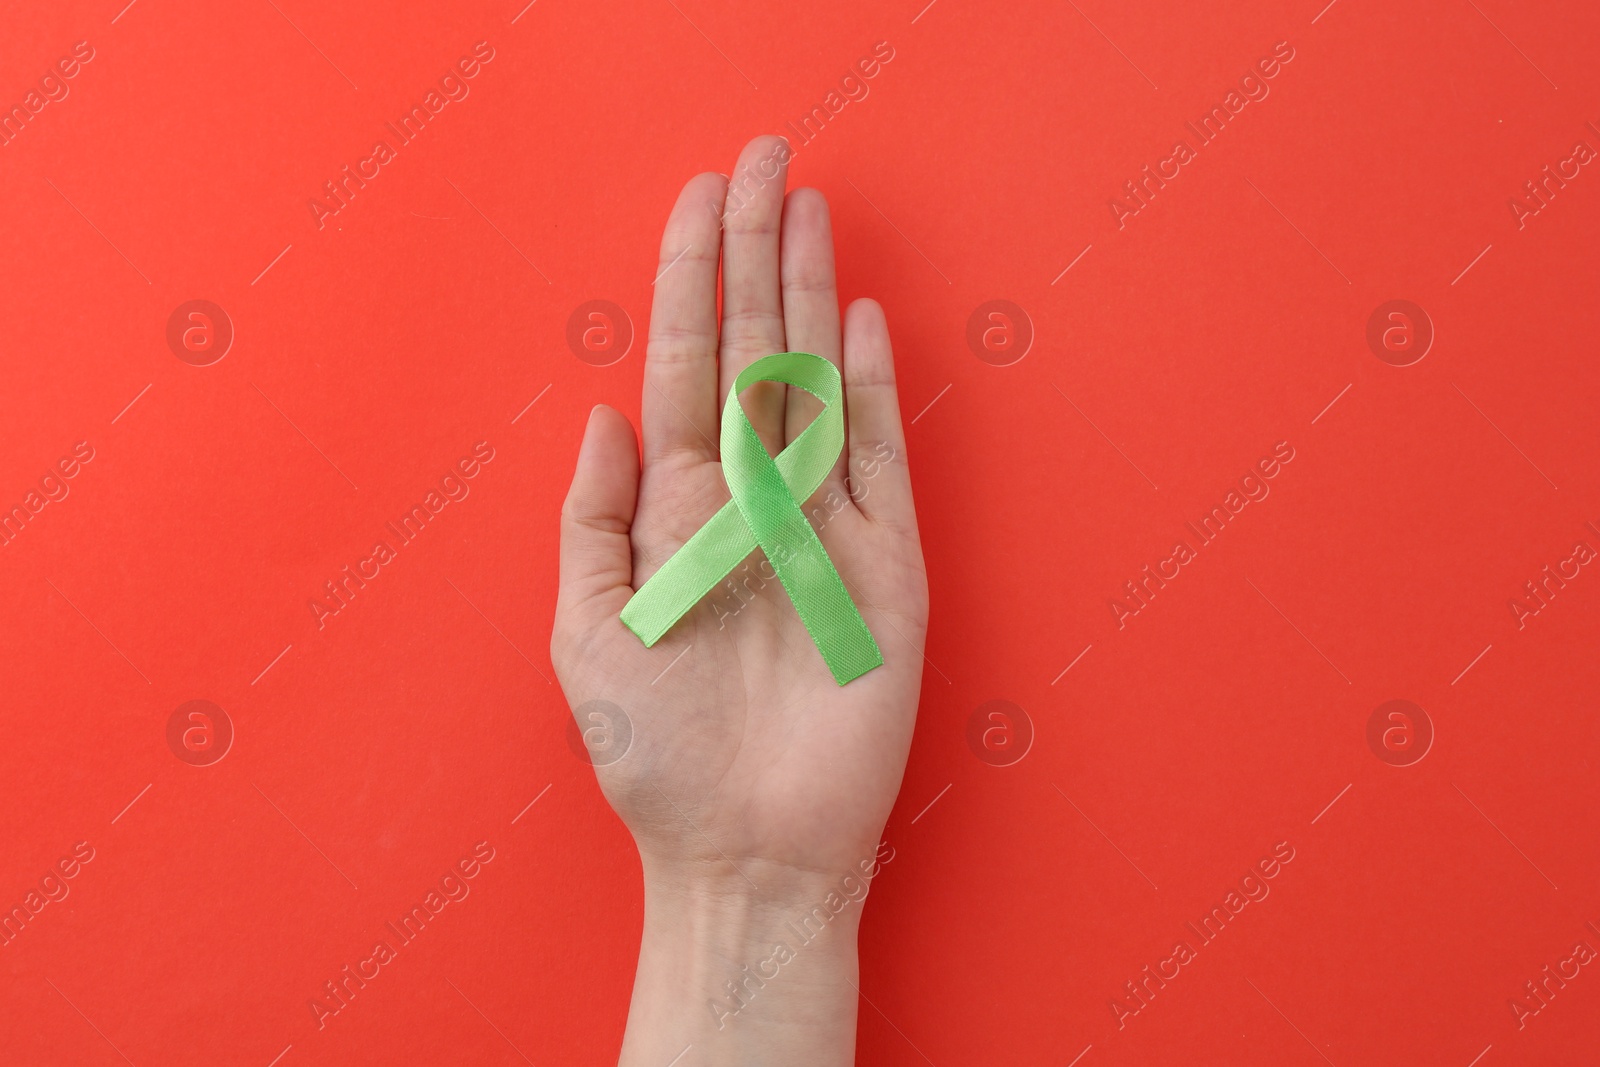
[551, 134, 929, 1065]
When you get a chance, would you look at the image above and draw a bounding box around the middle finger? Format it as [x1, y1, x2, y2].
[718, 134, 792, 455]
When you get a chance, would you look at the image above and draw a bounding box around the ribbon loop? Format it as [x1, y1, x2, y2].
[620, 351, 883, 684]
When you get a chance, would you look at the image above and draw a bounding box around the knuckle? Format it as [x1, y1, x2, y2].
[647, 324, 716, 363]
[725, 211, 780, 237]
[783, 266, 835, 295]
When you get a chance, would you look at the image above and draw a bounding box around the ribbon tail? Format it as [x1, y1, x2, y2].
[725, 419, 883, 685]
[619, 502, 756, 646]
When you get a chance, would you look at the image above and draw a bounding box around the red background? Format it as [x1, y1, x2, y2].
[2, 0, 1597, 1064]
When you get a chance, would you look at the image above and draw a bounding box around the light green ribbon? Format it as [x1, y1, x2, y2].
[620, 351, 883, 685]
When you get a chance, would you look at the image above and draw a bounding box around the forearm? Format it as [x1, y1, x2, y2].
[619, 860, 863, 1066]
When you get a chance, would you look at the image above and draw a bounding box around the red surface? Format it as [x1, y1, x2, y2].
[2, 1, 1597, 1064]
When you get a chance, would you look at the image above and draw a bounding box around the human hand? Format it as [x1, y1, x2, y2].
[551, 134, 928, 1065]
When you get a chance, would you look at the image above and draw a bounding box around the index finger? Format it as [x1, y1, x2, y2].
[641, 172, 728, 466]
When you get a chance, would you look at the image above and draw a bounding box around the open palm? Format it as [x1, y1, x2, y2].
[551, 135, 928, 892]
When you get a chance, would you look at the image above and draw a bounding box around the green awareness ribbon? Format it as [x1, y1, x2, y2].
[620, 351, 884, 685]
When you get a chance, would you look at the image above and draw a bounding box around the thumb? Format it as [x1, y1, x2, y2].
[557, 405, 639, 613]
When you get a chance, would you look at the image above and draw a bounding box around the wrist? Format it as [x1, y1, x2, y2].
[619, 856, 877, 1066]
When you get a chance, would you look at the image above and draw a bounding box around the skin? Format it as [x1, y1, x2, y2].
[551, 134, 930, 1065]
